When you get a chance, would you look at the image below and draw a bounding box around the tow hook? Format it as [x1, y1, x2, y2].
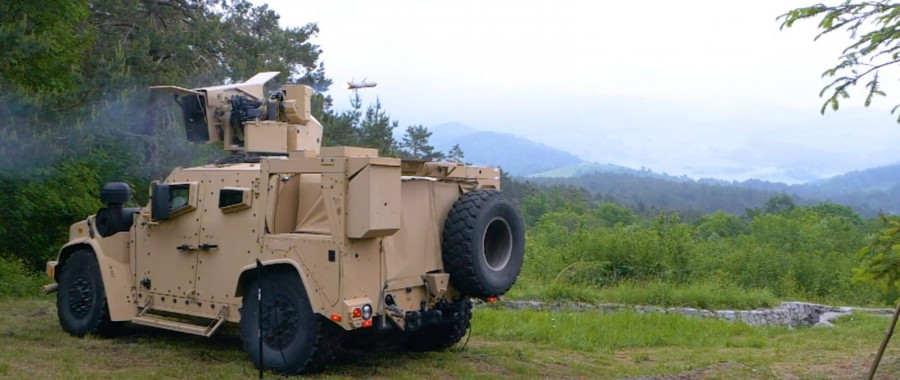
[43, 283, 58, 294]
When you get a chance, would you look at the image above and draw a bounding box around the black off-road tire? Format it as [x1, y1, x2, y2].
[407, 298, 473, 352]
[442, 190, 525, 298]
[57, 249, 120, 337]
[239, 270, 340, 375]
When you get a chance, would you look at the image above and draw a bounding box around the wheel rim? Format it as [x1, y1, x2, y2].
[262, 291, 300, 349]
[482, 217, 513, 271]
[68, 273, 94, 318]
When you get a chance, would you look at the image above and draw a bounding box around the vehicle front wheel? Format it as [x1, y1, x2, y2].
[56, 249, 119, 337]
[239, 269, 340, 375]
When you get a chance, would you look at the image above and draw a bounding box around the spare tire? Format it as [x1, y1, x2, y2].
[442, 190, 525, 298]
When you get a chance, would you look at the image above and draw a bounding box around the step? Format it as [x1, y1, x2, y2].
[132, 297, 228, 337]
[131, 314, 216, 336]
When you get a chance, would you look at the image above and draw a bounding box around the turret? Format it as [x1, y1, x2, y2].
[150, 72, 323, 156]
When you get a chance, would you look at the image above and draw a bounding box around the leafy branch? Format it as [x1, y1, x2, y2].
[780, 1, 900, 121]
[854, 214, 900, 290]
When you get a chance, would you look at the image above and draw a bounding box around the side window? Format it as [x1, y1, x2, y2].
[169, 184, 191, 212]
[218, 187, 252, 213]
[151, 182, 198, 221]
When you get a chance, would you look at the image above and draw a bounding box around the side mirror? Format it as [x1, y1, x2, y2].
[151, 183, 170, 221]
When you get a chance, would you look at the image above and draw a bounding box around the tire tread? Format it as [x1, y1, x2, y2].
[442, 190, 523, 298]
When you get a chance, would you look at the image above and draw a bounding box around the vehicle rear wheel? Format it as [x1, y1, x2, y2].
[56, 249, 120, 337]
[239, 269, 339, 375]
[442, 190, 525, 298]
[407, 298, 473, 352]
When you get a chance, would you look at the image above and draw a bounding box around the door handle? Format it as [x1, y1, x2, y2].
[176, 244, 193, 251]
[199, 243, 218, 250]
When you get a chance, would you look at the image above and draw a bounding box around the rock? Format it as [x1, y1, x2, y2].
[474, 298, 893, 328]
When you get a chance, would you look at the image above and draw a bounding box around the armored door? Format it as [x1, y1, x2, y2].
[134, 181, 203, 308]
[193, 171, 261, 303]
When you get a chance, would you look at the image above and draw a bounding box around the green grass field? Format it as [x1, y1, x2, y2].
[507, 280, 781, 310]
[2, 296, 900, 379]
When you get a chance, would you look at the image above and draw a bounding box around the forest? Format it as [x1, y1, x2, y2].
[2, 0, 899, 312]
[508, 182, 899, 308]
[0, 0, 449, 284]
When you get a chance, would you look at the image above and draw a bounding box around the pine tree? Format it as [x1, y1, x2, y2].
[400, 125, 444, 161]
[446, 144, 465, 163]
[320, 92, 361, 147]
[358, 98, 399, 156]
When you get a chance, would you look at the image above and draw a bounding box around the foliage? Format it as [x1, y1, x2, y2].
[520, 186, 591, 226]
[446, 143, 465, 163]
[0, 0, 326, 271]
[0, 257, 45, 298]
[0, 160, 105, 270]
[780, 1, 900, 120]
[530, 171, 791, 218]
[515, 193, 890, 307]
[0, 0, 92, 94]
[399, 125, 444, 161]
[776, 0, 900, 293]
[854, 214, 900, 290]
[357, 98, 400, 156]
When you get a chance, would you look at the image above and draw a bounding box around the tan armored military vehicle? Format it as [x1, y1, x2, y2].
[44, 73, 525, 374]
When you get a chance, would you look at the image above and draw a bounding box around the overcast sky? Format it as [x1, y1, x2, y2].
[266, 0, 900, 182]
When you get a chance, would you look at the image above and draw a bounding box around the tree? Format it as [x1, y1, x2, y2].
[0, 0, 330, 270]
[319, 93, 362, 147]
[446, 144, 465, 163]
[781, 2, 900, 299]
[764, 194, 797, 215]
[358, 98, 399, 156]
[0, 0, 92, 94]
[400, 125, 444, 161]
[780, 2, 900, 120]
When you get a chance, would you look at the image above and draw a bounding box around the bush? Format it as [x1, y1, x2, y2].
[0, 256, 46, 298]
[515, 202, 889, 308]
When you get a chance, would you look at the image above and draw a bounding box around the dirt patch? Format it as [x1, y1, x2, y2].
[621, 361, 766, 379]
[773, 355, 881, 380]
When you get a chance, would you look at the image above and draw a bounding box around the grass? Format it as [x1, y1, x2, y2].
[2, 296, 900, 379]
[506, 278, 779, 309]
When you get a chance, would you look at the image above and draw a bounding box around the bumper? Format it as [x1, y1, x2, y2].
[43, 260, 59, 294]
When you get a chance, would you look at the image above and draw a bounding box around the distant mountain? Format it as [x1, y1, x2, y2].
[800, 163, 900, 195]
[527, 162, 692, 182]
[789, 163, 900, 215]
[524, 162, 900, 217]
[427, 122, 582, 176]
[421, 122, 900, 216]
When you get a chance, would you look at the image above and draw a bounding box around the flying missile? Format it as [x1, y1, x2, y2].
[347, 79, 377, 90]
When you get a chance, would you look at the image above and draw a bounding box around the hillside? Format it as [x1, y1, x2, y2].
[726, 163, 900, 215]
[799, 163, 900, 194]
[792, 163, 900, 215]
[427, 122, 582, 176]
[527, 171, 785, 216]
[522, 161, 900, 217]
[527, 162, 672, 179]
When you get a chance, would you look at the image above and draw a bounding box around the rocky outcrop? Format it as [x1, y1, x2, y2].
[480, 300, 893, 327]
